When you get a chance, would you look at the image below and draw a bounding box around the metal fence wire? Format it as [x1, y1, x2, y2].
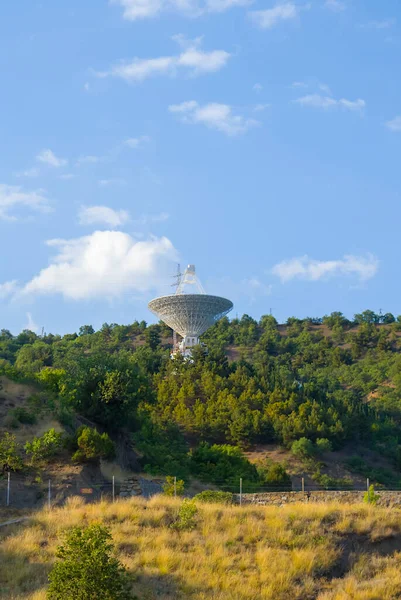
[0, 473, 398, 510]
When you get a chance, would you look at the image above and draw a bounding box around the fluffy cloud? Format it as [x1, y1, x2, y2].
[78, 205, 130, 228]
[97, 38, 230, 82]
[0, 184, 51, 221]
[110, 0, 249, 20]
[272, 254, 378, 283]
[36, 149, 67, 168]
[386, 116, 401, 132]
[249, 3, 310, 29]
[169, 101, 259, 136]
[295, 94, 365, 112]
[0, 280, 18, 299]
[23, 231, 178, 300]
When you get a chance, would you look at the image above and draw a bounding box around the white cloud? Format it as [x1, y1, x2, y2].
[272, 254, 378, 283]
[386, 116, 401, 132]
[36, 149, 67, 168]
[25, 312, 39, 333]
[97, 38, 230, 82]
[110, 0, 249, 20]
[360, 19, 396, 30]
[15, 167, 40, 178]
[253, 103, 270, 112]
[295, 94, 365, 112]
[0, 280, 18, 299]
[23, 231, 178, 300]
[79, 205, 130, 228]
[253, 83, 263, 92]
[207, 275, 272, 303]
[125, 135, 151, 148]
[249, 3, 310, 29]
[98, 178, 126, 187]
[84, 82, 90, 92]
[0, 184, 52, 221]
[134, 212, 169, 225]
[292, 81, 308, 88]
[169, 101, 259, 136]
[76, 155, 103, 166]
[325, 0, 346, 12]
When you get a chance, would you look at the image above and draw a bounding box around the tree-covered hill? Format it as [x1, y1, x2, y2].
[2, 309, 401, 489]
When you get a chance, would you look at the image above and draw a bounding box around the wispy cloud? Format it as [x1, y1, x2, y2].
[76, 155, 103, 166]
[25, 312, 39, 333]
[386, 116, 401, 132]
[253, 83, 263, 92]
[253, 103, 270, 112]
[125, 135, 151, 148]
[110, 0, 250, 21]
[79, 205, 130, 228]
[98, 178, 126, 187]
[97, 37, 231, 82]
[249, 3, 310, 29]
[272, 254, 378, 283]
[0, 184, 52, 221]
[359, 19, 396, 30]
[0, 280, 18, 299]
[22, 231, 178, 300]
[169, 101, 259, 136]
[295, 94, 365, 112]
[134, 212, 169, 226]
[15, 167, 40, 178]
[325, 0, 346, 12]
[36, 149, 67, 168]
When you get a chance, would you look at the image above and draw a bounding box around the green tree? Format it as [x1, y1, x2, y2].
[291, 437, 315, 459]
[25, 428, 63, 463]
[78, 325, 95, 336]
[0, 433, 23, 473]
[47, 524, 132, 600]
[72, 427, 115, 463]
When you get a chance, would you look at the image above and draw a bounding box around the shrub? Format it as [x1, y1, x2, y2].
[291, 438, 315, 459]
[194, 490, 234, 505]
[0, 433, 23, 473]
[47, 524, 132, 600]
[190, 443, 259, 491]
[10, 406, 37, 425]
[171, 499, 198, 531]
[315, 438, 332, 454]
[72, 426, 115, 463]
[261, 462, 292, 489]
[364, 484, 379, 505]
[25, 428, 63, 463]
[163, 476, 185, 496]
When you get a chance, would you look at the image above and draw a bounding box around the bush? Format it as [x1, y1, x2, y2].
[194, 490, 234, 505]
[163, 475, 185, 496]
[10, 406, 37, 425]
[0, 433, 23, 473]
[72, 426, 115, 463]
[190, 443, 259, 491]
[364, 484, 379, 505]
[25, 428, 63, 463]
[171, 499, 198, 531]
[47, 524, 132, 600]
[291, 438, 315, 459]
[315, 438, 333, 454]
[259, 462, 292, 489]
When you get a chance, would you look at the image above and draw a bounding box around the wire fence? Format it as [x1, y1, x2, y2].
[1, 473, 400, 510]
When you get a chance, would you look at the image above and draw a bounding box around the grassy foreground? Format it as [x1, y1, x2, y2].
[2, 497, 401, 599]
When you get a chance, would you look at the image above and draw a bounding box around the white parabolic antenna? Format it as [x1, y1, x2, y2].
[148, 265, 233, 345]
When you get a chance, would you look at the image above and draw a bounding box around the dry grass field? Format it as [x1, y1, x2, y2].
[2, 497, 401, 599]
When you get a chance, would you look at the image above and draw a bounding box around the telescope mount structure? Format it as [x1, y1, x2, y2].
[148, 265, 233, 358]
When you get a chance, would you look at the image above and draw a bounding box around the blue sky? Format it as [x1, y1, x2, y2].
[0, 0, 400, 334]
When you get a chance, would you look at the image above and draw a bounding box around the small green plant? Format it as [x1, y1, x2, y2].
[171, 499, 198, 531]
[47, 524, 132, 600]
[163, 475, 185, 496]
[25, 428, 63, 463]
[10, 406, 37, 425]
[194, 490, 234, 505]
[364, 484, 380, 505]
[291, 438, 315, 459]
[72, 426, 115, 463]
[315, 438, 332, 454]
[0, 432, 23, 473]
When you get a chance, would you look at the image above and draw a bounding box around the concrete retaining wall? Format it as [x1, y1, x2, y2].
[240, 491, 401, 507]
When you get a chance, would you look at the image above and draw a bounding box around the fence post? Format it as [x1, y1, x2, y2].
[48, 480, 51, 509]
[366, 478, 370, 492]
[239, 478, 243, 507]
[112, 476, 115, 503]
[174, 476, 177, 498]
[301, 477, 305, 493]
[6, 472, 10, 506]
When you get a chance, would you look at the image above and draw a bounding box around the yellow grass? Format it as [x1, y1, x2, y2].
[2, 497, 401, 599]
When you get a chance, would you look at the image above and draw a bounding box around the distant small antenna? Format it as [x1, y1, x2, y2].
[269, 307, 275, 316]
[41, 326, 45, 338]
